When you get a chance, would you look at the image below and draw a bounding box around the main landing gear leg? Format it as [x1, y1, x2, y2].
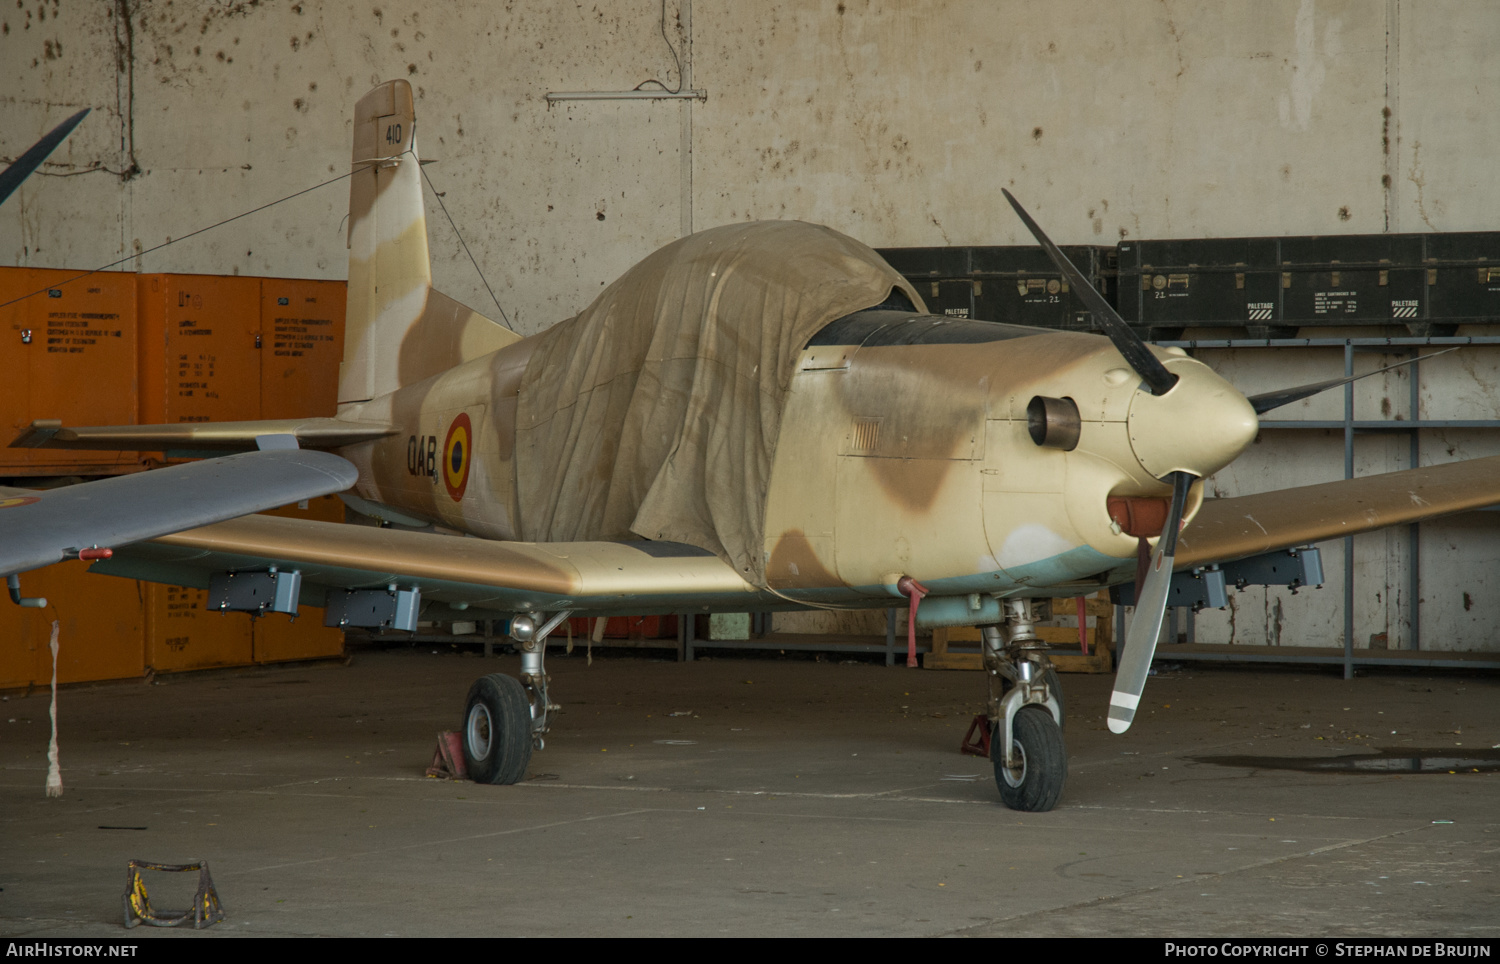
[981, 598, 1067, 812]
[461, 610, 571, 785]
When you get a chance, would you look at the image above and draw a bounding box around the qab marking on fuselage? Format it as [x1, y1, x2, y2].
[405, 412, 474, 502]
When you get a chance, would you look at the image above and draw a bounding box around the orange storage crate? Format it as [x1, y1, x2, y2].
[259, 278, 345, 419]
[0, 267, 140, 476]
[137, 273, 263, 429]
[0, 560, 145, 689]
[0, 267, 28, 471]
[0, 268, 30, 473]
[0, 270, 353, 685]
[253, 611, 344, 664]
[145, 584, 254, 673]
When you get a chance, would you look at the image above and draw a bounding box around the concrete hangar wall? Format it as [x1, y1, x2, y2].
[4, 0, 1500, 654]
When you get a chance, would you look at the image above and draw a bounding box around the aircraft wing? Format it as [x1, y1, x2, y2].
[90, 515, 781, 618]
[89, 454, 1500, 617]
[0, 450, 358, 578]
[1175, 454, 1500, 569]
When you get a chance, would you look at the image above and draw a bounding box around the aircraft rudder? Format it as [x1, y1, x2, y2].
[341, 80, 431, 405]
[339, 80, 519, 409]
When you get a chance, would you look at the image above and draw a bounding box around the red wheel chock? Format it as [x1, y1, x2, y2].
[960, 713, 992, 758]
[426, 731, 468, 779]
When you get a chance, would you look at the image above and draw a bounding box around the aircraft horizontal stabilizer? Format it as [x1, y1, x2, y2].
[1176, 454, 1500, 570]
[0, 449, 358, 578]
[11, 417, 396, 452]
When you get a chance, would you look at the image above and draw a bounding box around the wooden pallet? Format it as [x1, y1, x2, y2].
[926, 594, 1114, 673]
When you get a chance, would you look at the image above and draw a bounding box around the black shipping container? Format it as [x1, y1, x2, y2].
[1118, 232, 1500, 338]
[1116, 238, 1282, 338]
[877, 245, 1117, 329]
[1424, 232, 1500, 329]
[877, 247, 978, 318]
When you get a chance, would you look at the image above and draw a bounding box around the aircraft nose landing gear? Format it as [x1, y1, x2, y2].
[995, 704, 1068, 812]
[461, 610, 570, 785]
[982, 599, 1067, 812]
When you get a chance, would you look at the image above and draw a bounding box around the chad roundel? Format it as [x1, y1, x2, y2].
[443, 412, 473, 502]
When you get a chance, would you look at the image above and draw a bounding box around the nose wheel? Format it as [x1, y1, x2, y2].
[981, 598, 1069, 812]
[992, 704, 1067, 812]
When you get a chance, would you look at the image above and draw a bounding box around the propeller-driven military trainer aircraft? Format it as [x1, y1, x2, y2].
[10, 80, 1500, 812]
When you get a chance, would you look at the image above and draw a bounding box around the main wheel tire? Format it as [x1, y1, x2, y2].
[462, 674, 533, 785]
[993, 705, 1067, 812]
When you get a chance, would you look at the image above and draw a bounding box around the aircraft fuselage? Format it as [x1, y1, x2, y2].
[339, 310, 1257, 613]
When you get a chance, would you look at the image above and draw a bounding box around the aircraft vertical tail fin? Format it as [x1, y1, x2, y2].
[340, 80, 518, 406]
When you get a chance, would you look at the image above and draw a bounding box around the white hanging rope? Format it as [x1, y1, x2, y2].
[45, 619, 62, 798]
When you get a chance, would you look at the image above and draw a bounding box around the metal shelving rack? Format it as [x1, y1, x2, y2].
[1153, 333, 1500, 677]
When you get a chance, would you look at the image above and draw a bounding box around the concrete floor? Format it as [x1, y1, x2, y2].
[1, 645, 1497, 938]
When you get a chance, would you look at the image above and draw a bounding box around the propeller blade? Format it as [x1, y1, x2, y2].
[0, 108, 90, 209]
[1002, 189, 1178, 396]
[1247, 348, 1458, 415]
[1108, 470, 1195, 734]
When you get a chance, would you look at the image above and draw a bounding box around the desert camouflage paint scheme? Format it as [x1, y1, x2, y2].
[274, 304, 1257, 616]
[20, 78, 1500, 810]
[24, 79, 1500, 623]
[762, 314, 1254, 607]
[332, 76, 1261, 610]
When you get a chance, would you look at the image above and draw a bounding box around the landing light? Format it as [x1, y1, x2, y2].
[509, 614, 537, 642]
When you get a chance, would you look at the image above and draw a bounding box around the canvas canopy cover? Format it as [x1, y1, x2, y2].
[514, 220, 924, 586]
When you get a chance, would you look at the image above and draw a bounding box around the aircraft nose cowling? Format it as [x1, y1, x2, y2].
[1126, 358, 1258, 479]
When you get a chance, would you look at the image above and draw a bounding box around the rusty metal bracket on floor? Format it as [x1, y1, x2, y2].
[122, 859, 224, 929]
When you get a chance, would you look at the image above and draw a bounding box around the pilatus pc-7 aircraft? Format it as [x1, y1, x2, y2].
[9, 79, 1500, 812]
